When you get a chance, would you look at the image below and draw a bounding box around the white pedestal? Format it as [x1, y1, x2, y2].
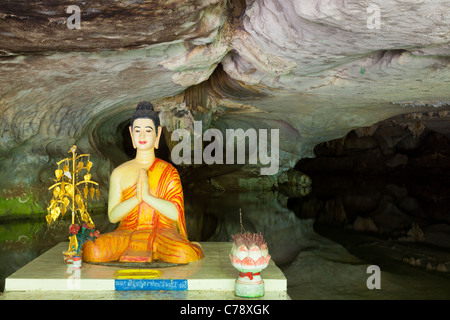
[4, 242, 288, 298]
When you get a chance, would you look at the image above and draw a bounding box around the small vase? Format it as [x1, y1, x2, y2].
[235, 270, 265, 298]
[73, 256, 82, 269]
[63, 251, 74, 265]
[230, 244, 271, 298]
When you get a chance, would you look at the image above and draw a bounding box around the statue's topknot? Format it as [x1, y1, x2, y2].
[136, 101, 154, 112]
[130, 101, 160, 133]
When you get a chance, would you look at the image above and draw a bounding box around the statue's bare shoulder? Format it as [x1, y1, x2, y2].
[110, 159, 141, 190]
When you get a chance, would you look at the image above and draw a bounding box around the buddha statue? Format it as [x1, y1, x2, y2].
[82, 101, 203, 264]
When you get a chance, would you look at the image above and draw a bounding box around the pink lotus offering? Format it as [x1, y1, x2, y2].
[229, 231, 271, 298]
[230, 233, 271, 272]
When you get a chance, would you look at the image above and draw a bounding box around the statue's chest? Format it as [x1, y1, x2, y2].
[120, 168, 146, 189]
[120, 167, 159, 195]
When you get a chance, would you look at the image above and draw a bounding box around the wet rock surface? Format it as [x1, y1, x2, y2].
[0, 0, 449, 202]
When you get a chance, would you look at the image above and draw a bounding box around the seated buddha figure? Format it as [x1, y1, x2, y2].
[83, 101, 203, 264]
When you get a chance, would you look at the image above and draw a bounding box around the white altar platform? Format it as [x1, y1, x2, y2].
[2, 242, 289, 300]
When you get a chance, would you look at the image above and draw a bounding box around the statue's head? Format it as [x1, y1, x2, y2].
[129, 101, 162, 151]
[130, 101, 160, 133]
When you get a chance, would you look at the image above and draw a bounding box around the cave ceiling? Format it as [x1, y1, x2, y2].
[0, 0, 449, 193]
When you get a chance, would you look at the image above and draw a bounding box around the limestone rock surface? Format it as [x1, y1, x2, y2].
[0, 0, 449, 214]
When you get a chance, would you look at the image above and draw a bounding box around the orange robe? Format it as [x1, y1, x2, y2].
[82, 159, 203, 264]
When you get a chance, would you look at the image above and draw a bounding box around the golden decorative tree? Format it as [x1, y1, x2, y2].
[46, 145, 100, 255]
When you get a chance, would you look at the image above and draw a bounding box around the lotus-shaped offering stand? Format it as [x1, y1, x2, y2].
[229, 232, 271, 298]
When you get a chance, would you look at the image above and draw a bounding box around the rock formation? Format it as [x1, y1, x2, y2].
[0, 0, 449, 216]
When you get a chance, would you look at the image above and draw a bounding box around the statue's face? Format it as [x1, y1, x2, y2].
[129, 118, 161, 151]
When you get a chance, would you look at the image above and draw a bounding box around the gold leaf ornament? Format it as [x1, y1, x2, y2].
[53, 187, 61, 199]
[75, 194, 84, 209]
[86, 160, 93, 172]
[62, 197, 70, 209]
[55, 169, 63, 180]
[51, 206, 61, 221]
[48, 199, 56, 210]
[81, 212, 90, 223]
[65, 184, 73, 197]
[46, 145, 100, 232]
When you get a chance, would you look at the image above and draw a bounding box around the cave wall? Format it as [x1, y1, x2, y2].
[0, 0, 449, 217]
